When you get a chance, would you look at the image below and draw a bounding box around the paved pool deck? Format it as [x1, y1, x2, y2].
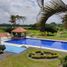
[0, 51, 16, 60]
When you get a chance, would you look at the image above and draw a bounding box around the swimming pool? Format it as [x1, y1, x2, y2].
[6, 38, 67, 52]
[5, 45, 26, 53]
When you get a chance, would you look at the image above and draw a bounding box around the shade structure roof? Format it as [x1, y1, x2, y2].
[0, 33, 10, 37]
[11, 27, 27, 33]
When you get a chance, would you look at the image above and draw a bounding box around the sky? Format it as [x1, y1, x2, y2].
[0, 0, 67, 24]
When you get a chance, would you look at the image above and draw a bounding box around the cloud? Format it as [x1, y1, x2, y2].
[0, 0, 66, 24]
[0, 0, 40, 24]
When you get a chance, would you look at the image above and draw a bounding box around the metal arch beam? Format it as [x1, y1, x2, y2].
[37, 0, 67, 31]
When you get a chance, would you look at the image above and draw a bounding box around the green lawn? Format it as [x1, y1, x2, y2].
[27, 30, 67, 41]
[0, 28, 67, 40]
[0, 29, 67, 67]
[0, 48, 67, 67]
[0, 28, 5, 33]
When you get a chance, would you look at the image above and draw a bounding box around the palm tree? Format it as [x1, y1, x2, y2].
[9, 15, 16, 25]
[37, 0, 67, 32]
[9, 15, 26, 27]
[16, 15, 26, 24]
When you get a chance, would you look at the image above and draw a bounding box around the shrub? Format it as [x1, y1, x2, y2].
[28, 51, 58, 59]
[35, 51, 42, 53]
[63, 62, 67, 67]
[0, 45, 6, 51]
[4, 27, 14, 33]
[46, 55, 52, 59]
[35, 51, 44, 55]
[44, 51, 51, 54]
[0, 45, 6, 54]
[61, 56, 67, 67]
[29, 53, 35, 57]
[64, 56, 67, 62]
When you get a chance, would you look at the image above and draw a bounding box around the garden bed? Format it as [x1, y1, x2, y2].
[28, 51, 59, 59]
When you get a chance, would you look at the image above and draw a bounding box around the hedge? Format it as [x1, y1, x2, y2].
[29, 51, 58, 59]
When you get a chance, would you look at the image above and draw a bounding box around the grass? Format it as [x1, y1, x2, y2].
[0, 28, 5, 33]
[0, 28, 67, 40]
[27, 29, 67, 41]
[0, 29, 67, 67]
[0, 48, 66, 67]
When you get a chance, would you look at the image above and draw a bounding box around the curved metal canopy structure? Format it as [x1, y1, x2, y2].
[37, 0, 67, 31]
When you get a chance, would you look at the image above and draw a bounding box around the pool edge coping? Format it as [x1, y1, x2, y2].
[26, 36, 67, 42]
[3, 42, 67, 53]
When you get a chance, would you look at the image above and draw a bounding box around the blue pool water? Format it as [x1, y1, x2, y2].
[6, 38, 67, 51]
[5, 45, 26, 53]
